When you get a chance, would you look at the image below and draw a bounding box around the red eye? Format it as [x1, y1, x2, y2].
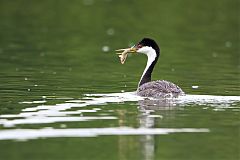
[137, 44, 143, 48]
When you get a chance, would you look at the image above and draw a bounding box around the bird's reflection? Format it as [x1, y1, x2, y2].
[138, 98, 176, 110]
[118, 98, 177, 160]
[139, 113, 155, 160]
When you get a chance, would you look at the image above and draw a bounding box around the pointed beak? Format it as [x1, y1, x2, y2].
[115, 45, 138, 53]
[129, 46, 137, 53]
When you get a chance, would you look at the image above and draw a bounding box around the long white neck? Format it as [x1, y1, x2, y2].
[138, 47, 158, 87]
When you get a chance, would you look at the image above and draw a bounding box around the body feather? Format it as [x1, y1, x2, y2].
[137, 80, 184, 98]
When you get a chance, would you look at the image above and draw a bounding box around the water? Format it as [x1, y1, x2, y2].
[0, 0, 239, 160]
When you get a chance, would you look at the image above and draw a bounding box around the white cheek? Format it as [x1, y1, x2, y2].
[137, 46, 156, 58]
[137, 47, 149, 54]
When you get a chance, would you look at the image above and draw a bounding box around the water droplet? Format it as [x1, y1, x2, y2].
[102, 46, 110, 52]
[106, 28, 115, 36]
[212, 52, 218, 58]
[192, 86, 199, 89]
[83, 0, 94, 5]
[24, 78, 28, 81]
[40, 52, 45, 57]
[34, 84, 38, 87]
[225, 41, 232, 48]
[27, 89, 31, 91]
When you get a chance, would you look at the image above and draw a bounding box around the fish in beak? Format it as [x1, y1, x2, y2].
[115, 46, 138, 64]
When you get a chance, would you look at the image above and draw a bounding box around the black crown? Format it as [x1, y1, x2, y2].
[138, 38, 160, 54]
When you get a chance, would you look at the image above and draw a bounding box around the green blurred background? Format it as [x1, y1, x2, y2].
[0, 0, 239, 160]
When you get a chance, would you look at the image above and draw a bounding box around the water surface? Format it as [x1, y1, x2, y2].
[0, 0, 239, 160]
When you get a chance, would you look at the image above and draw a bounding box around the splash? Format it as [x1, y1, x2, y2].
[0, 92, 239, 127]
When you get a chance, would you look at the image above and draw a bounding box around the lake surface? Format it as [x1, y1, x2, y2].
[0, 0, 239, 160]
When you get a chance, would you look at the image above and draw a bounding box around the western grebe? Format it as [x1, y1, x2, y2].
[117, 38, 184, 98]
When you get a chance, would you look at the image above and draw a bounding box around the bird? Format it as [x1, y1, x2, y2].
[119, 38, 184, 98]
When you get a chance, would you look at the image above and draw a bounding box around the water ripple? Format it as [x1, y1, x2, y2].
[0, 92, 239, 128]
[0, 127, 209, 141]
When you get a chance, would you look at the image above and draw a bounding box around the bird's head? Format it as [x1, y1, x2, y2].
[129, 38, 160, 57]
[116, 38, 160, 64]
